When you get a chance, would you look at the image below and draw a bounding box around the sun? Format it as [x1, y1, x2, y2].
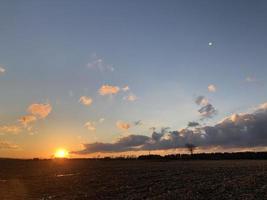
[54, 148, 69, 158]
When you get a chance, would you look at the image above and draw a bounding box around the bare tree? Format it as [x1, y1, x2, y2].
[185, 143, 196, 155]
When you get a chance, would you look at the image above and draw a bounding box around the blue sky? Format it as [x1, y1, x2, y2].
[0, 0, 267, 158]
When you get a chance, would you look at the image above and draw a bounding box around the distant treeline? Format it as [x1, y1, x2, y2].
[2, 151, 267, 161]
[101, 152, 267, 160]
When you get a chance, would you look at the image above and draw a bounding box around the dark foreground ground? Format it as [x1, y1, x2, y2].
[0, 159, 266, 200]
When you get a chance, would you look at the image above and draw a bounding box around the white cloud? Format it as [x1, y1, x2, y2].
[0, 66, 6, 74]
[84, 121, 96, 131]
[79, 96, 93, 106]
[208, 84, 217, 92]
[122, 86, 130, 92]
[258, 102, 267, 111]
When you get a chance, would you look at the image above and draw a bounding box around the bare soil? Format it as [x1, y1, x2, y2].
[0, 160, 266, 200]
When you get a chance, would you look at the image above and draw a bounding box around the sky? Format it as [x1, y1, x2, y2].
[1, 0, 267, 158]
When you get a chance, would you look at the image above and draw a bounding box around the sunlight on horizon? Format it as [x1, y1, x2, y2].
[54, 149, 69, 158]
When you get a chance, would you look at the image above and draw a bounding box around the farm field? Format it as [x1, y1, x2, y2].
[0, 159, 266, 200]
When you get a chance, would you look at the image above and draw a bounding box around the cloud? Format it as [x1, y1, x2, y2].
[245, 76, 264, 86]
[99, 118, 105, 123]
[245, 76, 257, 83]
[187, 121, 200, 128]
[73, 135, 150, 154]
[208, 84, 217, 92]
[79, 96, 93, 106]
[28, 103, 52, 119]
[149, 127, 156, 132]
[259, 102, 267, 110]
[73, 102, 267, 154]
[0, 125, 21, 135]
[0, 141, 18, 150]
[124, 94, 137, 102]
[19, 115, 37, 127]
[99, 85, 120, 96]
[84, 121, 96, 131]
[0, 103, 51, 135]
[87, 54, 114, 72]
[195, 96, 209, 106]
[122, 86, 130, 92]
[198, 103, 217, 119]
[195, 96, 217, 119]
[0, 66, 6, 74]
[116, 121, 131, 131]
[134, 120, 142, 126]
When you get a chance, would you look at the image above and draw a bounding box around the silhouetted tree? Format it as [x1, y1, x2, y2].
[185, 143, 196, 155]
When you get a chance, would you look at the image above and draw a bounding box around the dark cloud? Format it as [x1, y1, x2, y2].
[188, 121, 200, 127]
[195, 95, 217, 119]
[134, 120, 142, 126]
[195, 96, 208, 106]
[73, 135, 150, 154]
[198, 103, 217, 119]
[73, 103, 267, 154]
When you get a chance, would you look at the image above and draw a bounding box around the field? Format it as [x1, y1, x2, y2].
[0, 159, 267, 200]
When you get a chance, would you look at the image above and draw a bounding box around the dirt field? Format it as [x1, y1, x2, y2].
[0, 159, 266, 200]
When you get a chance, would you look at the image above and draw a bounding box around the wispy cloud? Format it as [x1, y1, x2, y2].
[84, 121, 96, 131]
[195, 96, 209, 106]
[19, 115, 37, 128]
[0, 103, 52, 135]
[0, 125, 21, 135]
[79, 96, 93, 106]
[134, 120, 142, 126]
[99, 118, 105, 123]
[87, 54, 114, 72]
[122, 86, 130, 92]
[245, 76, 257, 83]
[245, 76, 264, 86]
[0, 141, 18, 150]
[124, 94, 137, 102]
[116, 121, 131, 131]
[99, 85, 120, 96]
[17, 103, 52, 132]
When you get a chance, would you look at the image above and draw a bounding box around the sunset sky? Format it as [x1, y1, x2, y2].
[1, 0, 267, 158]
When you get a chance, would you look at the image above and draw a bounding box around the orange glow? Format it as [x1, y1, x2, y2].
[54, 148, 69, 158]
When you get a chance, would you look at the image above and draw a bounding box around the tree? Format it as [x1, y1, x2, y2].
[185, 143, 196, 155]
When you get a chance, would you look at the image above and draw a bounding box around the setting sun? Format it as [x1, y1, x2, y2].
[54, 149, 69, 158]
